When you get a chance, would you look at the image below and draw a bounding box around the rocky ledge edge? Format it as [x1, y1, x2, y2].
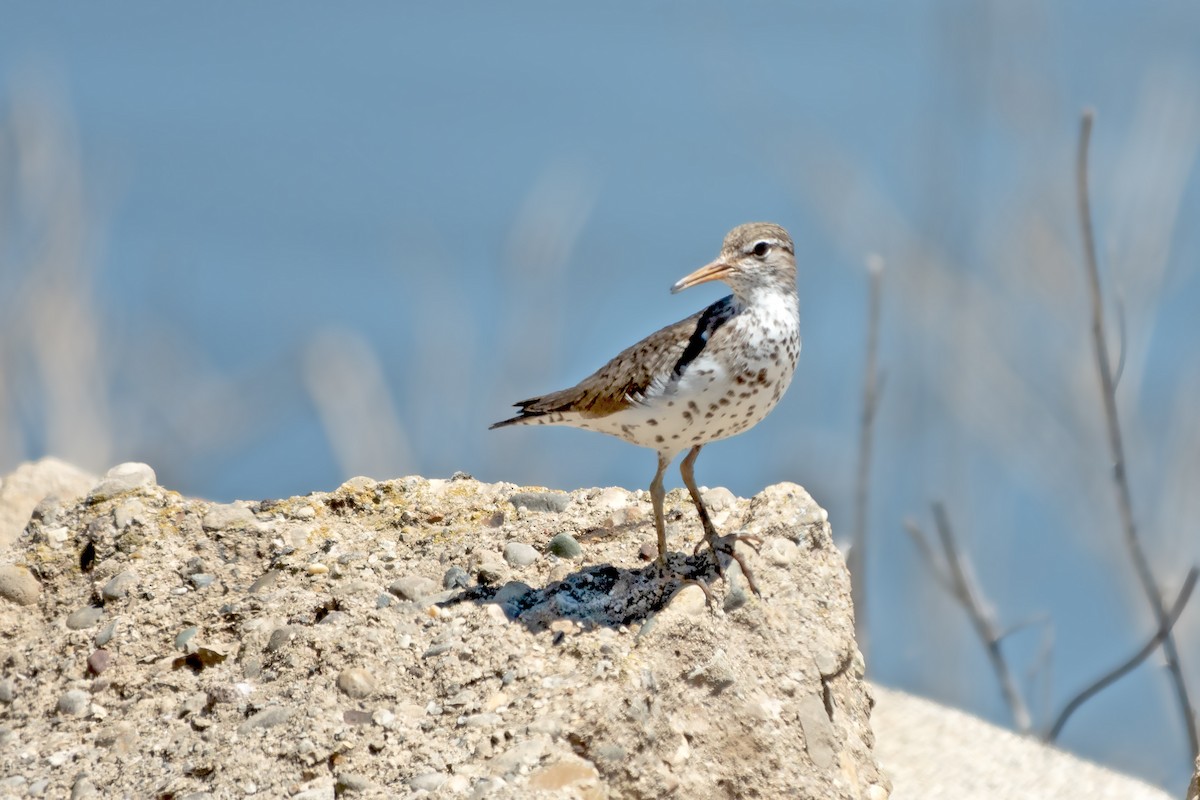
[0, 461, 888, 799]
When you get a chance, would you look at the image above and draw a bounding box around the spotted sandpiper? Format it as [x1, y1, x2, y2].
[491, 222, 800, 590]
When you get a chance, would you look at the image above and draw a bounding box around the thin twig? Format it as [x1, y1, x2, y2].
[1076, 109, 1199, 755]
[850, 255, 884, 657]
[1047, 567, 1198, 742]
[909, 505, 1032, 733]
[903, 518, 955, 597]
[932, 503, 1033, 733]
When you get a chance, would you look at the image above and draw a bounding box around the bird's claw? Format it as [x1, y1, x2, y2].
[697, 533, 763, 597]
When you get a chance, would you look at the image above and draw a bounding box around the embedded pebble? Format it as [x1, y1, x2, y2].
[174, 626, 198, 651]
[57, 689, 90, 715]
[335, 773, 372, 793]
[71, 774, 97, 799]
[88, 462, 156, 502]
[763, 536, 799, 565]
[101, 571, 138, 601]
[189, 573, 215, 589]
[442, 566, 470, 589]
[702, 486, 737, 512]
[87, 649, 112, 675]
[388, 576, 436, 602]
[409, 773, 447, 792]
[112, 499, 144, 529]
[503, 542, 540, 567]
[507, 491, 569, 513]
[337, 668, 376, 699]
[0, 565, 41, 606]
[266, 626, 299, 652]
[476, 556, 506, 585]
[94, 620, 117, 647]
[248, 570, 279, 593]
[546, 533, 582, 559]
[238, 706, 295, 733]
[0, 679, 13, 704]
[493, 581, 533, 606]
[66, 606, 106, 630]
[202, 503, 256, 531]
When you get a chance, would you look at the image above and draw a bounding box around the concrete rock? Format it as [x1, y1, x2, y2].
[0, 564, 41, 605]
[87, 462, 156, 503]
[0, 458, 95, 551]
[0, 470, 887, 797]
[872, 685, 1171, 800]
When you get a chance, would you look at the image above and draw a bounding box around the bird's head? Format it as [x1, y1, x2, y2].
[670, 222, 796, 301]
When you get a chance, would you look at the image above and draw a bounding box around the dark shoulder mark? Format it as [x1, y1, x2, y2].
[671, 296, 736, 379]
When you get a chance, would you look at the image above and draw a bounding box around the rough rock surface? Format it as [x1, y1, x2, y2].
[0, 463, 887, 799]
[872, 686, 1172, 800]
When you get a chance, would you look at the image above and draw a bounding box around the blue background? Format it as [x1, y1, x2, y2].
[2, 2, 1199, 791]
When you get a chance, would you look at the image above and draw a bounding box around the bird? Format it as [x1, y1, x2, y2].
[491, 222, 800, 591]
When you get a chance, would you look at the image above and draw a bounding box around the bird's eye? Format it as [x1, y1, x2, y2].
[752, 241, 770, 257]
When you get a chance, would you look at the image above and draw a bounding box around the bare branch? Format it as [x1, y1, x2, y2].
[850, 254, 884, 657]
[1112, 290, 1127, 391]
[903, 517, 955, 597]
[1047, 567, 1198, 742]
[908, 505, 1032, 733]
[1076, 109, 1199, 755]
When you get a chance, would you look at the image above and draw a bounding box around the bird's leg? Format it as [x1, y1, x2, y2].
[680, 444, 762, 596]
[680, 445, 721, 545]
[649, 450, 670, 565]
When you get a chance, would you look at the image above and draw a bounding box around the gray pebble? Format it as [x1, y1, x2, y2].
[57, 688, 90, 715]
[461, 712, 501, 728]
[546, 533, 583, 559]
[508, 491, 569, 513]
[409, 773, 447, 792]
[335, 773, 373, 793]
[101, 571, 137, 601]
[94, 620, 117, 647]
[247, 570, 279, 594]
[112, 499, 144, 530]
[493, 581, 533, 606]
[28, 778, 49, 796]
[88, 462, 156, 502]
[237, 705, 294, 734]
[201, 503, 256, 531]
[722, 560, 751, 613]
[503, 542, 540, 567]
[174, 626, 198, 651]
[266, 626, 298, 653]
[336, 668, 376, 699]
[0, 679, 13, 704]
[189, 573, 215, 589]
[0, 565, 41, 606]
[476, 558, 506, 585]
[423, 638, 454, 658]
[442, 566, 470, 589]
[292, 788, 333, 800]
[388, 576, 436, 602]
[375, 593, 392, 609]
[71, 773, 97, 799]
[66, 606, 105, 630]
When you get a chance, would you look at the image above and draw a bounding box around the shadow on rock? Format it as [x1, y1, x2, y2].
[438, 552, 728, 631]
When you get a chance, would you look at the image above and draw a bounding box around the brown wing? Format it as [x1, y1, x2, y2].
[490, 297, 736, 428]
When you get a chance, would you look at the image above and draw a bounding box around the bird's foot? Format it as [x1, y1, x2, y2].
[651, 555, 717, 608]
[694, 533, 763, 596]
